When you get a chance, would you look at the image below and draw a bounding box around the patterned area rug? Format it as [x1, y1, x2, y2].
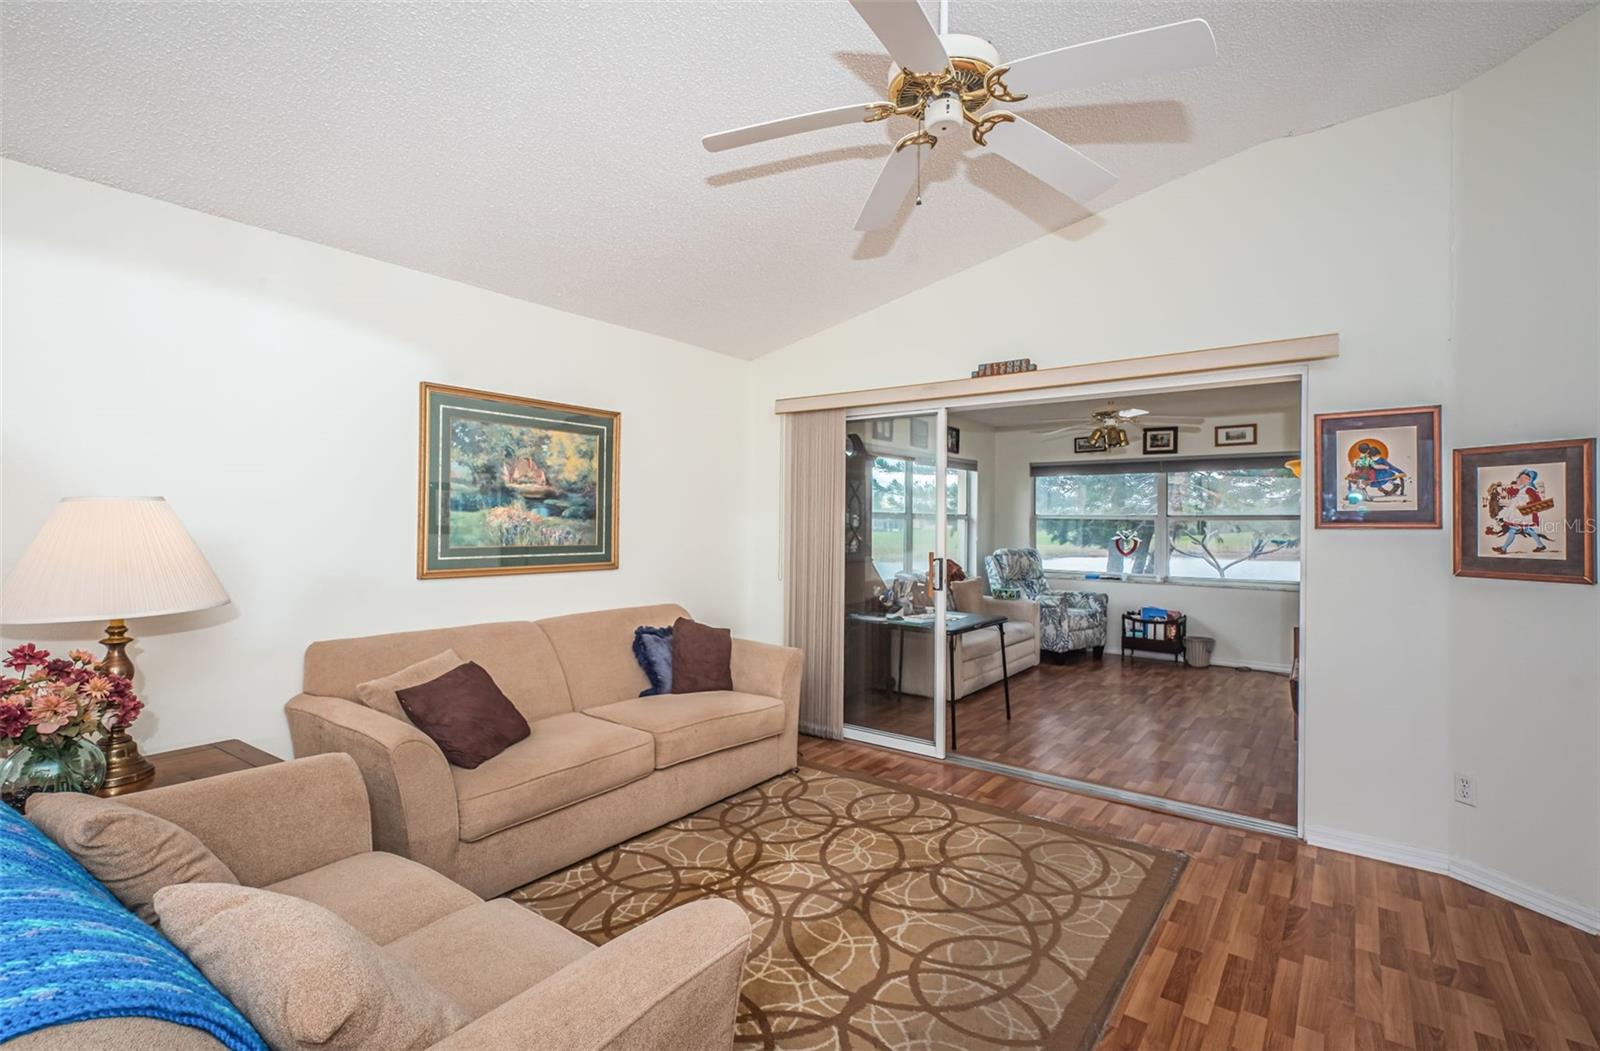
[510, 766, 1185, 1050]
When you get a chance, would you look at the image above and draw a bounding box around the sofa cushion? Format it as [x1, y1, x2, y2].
[354, 648, 464, 725]
[671, 617, 734, 694]
[959, 620, 1036, 660]
[266, 851, 480, 945]
[26, 792, 238, 924]
[385, 899, 592, 1018]
[396, 661, 531, 769]
[586, 691, 785, 769]
[535, 603, 691, 709]
[451, 712, 655, 842]
[154, 882, 470, 1051]
[306, 621, 575, 724]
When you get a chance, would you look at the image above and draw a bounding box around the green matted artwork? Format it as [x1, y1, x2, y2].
[418, 382, 619, 578]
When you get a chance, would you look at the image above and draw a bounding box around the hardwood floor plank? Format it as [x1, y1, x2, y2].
[800, 736, 1600, 1049]
[846, 658, 1298, 825]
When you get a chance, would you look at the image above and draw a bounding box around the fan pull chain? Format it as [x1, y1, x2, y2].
[915, 115, 923, 207]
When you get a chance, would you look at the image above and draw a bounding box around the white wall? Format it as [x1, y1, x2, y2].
[1, 161, 752, 759]
[749, 92, 1458, 862]
[1447, 11, 1599, 917]
[747, 12, 1599, 926]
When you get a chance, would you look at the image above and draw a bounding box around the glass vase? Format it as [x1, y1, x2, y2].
[0, 737, 108, 812]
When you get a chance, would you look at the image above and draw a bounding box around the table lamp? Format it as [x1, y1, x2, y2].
[1, 497, 230, 794]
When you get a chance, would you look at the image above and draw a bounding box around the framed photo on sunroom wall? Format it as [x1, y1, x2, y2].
[1313, 405, 1441, 528]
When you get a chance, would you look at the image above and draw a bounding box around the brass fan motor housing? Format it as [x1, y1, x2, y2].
[887, 55, 997, 116]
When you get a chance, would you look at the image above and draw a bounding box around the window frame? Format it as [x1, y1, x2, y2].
[1031, 454, 1300, 590]
[870, 450, 977, 580]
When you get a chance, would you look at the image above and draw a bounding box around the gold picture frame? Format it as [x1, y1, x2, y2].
[417, 382, 620, 578]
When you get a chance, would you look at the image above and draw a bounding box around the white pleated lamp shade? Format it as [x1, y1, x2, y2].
[1, 498, 230, 625]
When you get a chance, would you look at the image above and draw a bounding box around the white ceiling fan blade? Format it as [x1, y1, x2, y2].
[1139, 415, 1207, 426]
[1035, 427, 1087, 438]
[1000, 19, 1217, 99]
[855, 143, 923, 231]
[981, 116, 1116, 203]
[849, 0, 949, 74]
[702, 102, 885, 153]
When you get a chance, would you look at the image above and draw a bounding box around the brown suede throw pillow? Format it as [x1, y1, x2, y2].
[27, 792, 238, 924]
[395, 660, 529, 768]
[671, 617, 733, 694]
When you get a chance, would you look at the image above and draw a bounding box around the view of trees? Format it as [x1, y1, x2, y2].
[1035, 464, 1300, 581]
[446, 419, 599, 548]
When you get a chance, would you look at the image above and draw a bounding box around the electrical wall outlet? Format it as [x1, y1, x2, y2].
[1454, 773, 1476, 807]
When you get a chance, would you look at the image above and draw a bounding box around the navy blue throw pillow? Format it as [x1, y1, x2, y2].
[633, 625, 674, 696]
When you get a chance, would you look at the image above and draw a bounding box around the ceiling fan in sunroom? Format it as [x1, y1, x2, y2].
[1034, 405, 1204, 449]
[701, 0, 1217, 230]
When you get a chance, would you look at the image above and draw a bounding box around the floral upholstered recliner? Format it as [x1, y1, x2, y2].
[984, 547, 1108, 660]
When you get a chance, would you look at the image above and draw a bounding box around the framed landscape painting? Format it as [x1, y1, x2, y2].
[418, 383, 619, 578]
[1314, 405, 1441, 528]
[1454, 438, 1594, 585]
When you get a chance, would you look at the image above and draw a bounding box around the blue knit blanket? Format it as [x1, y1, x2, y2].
[0, 803, 266, 1049]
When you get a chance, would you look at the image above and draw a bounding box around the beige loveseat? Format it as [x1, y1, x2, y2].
[285, 604, 802, 898]
[899, 580, 1041, 700]
[13, 753, 752, 1051]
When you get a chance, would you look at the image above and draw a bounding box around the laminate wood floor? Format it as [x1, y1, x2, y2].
[802, 737, 1600, 1051]
[845, 658, 1299, 825]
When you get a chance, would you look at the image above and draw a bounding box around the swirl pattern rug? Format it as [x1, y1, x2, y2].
[510, 765, 1184, 1050]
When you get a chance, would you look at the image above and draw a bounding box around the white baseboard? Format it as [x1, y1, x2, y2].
[1306, 825, 1600, 935]
[1104, 646, 1292, 676]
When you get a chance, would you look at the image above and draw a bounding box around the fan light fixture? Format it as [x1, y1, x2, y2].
[700, 2, 1217, 232]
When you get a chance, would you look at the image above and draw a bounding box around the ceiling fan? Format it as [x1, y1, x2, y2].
[1034, 406, 1204, 448]
[701, 0, 1217, 230]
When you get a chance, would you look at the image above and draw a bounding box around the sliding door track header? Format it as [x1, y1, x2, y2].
[775, 333, 1337, 415]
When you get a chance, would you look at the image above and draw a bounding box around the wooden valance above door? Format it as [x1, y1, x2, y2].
[773, 333, 1338, 415]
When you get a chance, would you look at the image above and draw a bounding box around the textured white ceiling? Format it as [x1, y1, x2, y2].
[3, 1, 1591, 359]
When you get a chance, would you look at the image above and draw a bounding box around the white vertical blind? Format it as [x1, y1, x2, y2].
[781, 411, 846, 739]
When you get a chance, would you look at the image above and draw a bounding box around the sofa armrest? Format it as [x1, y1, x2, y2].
[434, 899, 751, 1051]
[120, 752, 371, 887]
[730, 638, 802, 767]
[730, 638, 801, 701]
[284, 693, 460, 879]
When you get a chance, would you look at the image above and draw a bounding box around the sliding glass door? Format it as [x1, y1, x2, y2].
[842, 410, 949, 757]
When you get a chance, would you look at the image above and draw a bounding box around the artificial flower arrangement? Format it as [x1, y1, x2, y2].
[0, 644, 142, 754]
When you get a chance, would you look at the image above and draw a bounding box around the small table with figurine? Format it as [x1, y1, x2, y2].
[1121, 611, 1188, 663]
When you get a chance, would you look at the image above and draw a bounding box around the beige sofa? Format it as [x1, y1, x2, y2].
[13, 753, 752, 1051]
[900, 580, 1041, 700]
[285, 603, 803, 898]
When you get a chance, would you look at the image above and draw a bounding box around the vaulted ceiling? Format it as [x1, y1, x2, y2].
[3, 1, 1590, 358]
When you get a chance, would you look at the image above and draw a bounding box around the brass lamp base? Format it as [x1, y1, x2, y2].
[93, 618, 156, 796]
[98, 727, 155, 796]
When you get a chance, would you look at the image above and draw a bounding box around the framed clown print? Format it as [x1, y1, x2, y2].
[418, 383, 619, 578]
[1314, 405, 1441, 528]
[1454, 438, 1594, 585]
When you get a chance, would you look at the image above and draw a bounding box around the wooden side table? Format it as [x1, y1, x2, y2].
[102, 739, 281, 795]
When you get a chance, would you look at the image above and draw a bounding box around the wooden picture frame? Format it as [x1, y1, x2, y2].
[1453, 437, 1594, 584]
[946, 426, 961, 455]
[1215, 423, 1258, 447]
[418, 382, 619, 578]
[1314, 405, 1441, 528]
[1142, 426, 1178, 455]
[1074, 436, 1107, 454]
